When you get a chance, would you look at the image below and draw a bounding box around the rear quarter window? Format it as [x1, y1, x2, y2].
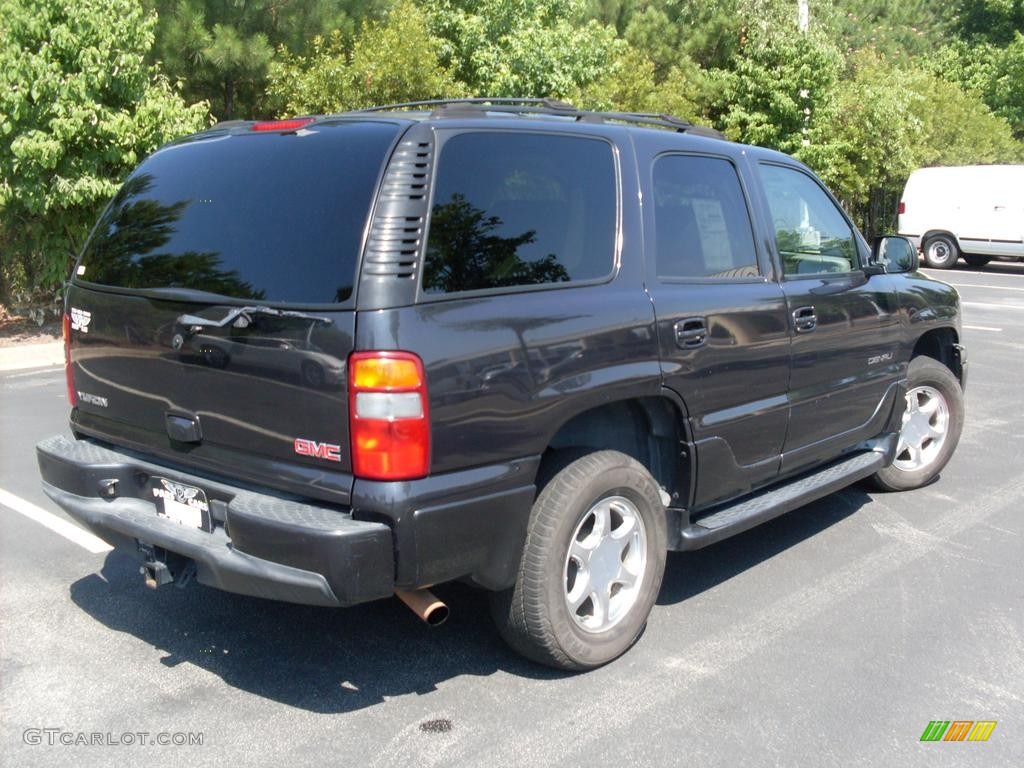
[422, 132, 617, 295]
[76, 120, 402, 305]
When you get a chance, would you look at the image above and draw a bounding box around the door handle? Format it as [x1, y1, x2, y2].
[674, 318, 707, 348]
[792, 306, 817, 333]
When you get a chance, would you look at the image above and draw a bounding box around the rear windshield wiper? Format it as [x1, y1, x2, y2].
[176, 306, 333, 333]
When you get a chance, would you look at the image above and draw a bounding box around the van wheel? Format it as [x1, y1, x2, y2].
[869, 356, 964, 492]
[922, 234, 959, 269]
[490, 450, 667, 671]
[963, 255, 991, 268]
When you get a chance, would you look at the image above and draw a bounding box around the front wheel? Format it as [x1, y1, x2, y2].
[490, 450, 667, 670]
[870, 356, 964, 491]
[922, 234, 959, 269]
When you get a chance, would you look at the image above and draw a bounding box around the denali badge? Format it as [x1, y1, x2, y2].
[70, 307, 91, 333]
[294, 438, 342, 462]
[868, 352, 894, 365]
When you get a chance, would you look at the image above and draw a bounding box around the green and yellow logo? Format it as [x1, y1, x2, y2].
[920, 721, 997, 742]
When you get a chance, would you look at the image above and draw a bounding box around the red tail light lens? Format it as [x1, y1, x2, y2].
[62, 311, 77, 407]
[349, 351, 429, 480]
[897, 201, 906, 215]
[251, 118, 315, 132]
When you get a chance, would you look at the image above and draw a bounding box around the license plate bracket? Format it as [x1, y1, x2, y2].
[151, 477, 212, 531]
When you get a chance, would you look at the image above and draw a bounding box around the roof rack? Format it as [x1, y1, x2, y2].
[354, 98, 725, 139]
[355, 97, 578, 114]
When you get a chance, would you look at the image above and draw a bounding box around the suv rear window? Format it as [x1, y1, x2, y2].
[423, 132, 617, 295]
[76, 120, 401, 305]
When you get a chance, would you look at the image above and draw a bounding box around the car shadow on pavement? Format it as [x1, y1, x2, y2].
[69, 558, 566, 715]
[68, 485, 872, 713]
[657, 486, 871, 605]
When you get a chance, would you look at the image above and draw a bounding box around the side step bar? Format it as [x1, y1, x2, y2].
[676, 450, 888, 550]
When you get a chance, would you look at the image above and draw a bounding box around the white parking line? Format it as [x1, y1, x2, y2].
[963, 325, 1003, 332]
[962, 301, 1024, 311]
[0, 487, 112, 554]
[3, 367, 62, 380]
[944, 283, 1024, 292]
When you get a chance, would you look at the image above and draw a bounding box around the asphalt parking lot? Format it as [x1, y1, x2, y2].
[1, 263, 1022, 767]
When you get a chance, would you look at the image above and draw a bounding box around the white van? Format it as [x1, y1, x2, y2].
[898, 165, 1024, 269]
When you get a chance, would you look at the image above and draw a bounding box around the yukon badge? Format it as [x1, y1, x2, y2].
[70, 307, 92, 333]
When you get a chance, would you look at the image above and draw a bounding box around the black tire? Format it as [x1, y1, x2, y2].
[490, 450, 668, 671]
[922, 234, 959, 269]
[869, 356, 964, 492]
[963, 254, 991, 268]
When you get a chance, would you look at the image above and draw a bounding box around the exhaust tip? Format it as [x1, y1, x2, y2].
[395, 588, 449, 627]
[424, 603, 450, 627]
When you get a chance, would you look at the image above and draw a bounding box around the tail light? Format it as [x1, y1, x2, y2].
[62, 311, 77, 407]
[897, 201, 906, 215]
[349, 351, 429, 480]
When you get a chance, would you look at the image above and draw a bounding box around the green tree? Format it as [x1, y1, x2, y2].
[146, 1, 393, 120]
[267, 1, 461, 115]
[423, 0, 621, 98]
[930, 35, 1024, 139]
[953, 0, 1024, 45]
[707, 12, 844, 153]
[0, 0, 209, 306]
[829, 1, 955, 57]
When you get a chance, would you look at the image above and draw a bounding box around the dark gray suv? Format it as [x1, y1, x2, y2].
[37, 99, 965, 670]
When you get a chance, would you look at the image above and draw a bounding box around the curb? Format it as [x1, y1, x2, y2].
[0, 341, 63, 372]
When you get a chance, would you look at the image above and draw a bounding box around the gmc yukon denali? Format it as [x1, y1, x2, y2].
[37, 99, 966, 670]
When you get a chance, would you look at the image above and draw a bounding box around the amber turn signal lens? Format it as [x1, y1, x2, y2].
[350, 354, 423, 390]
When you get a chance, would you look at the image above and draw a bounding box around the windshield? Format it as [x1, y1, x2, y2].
[76, 120, 402, 305]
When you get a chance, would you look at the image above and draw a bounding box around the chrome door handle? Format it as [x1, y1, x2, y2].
[792, 306, 817, 333]
[674, 318, 707, 348]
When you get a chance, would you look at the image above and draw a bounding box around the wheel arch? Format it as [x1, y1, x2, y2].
[921, 229, 960, 248]
[911, 326, 963, 385]
[540, 394, 693, 509]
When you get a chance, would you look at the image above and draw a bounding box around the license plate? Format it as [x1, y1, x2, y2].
[151, 477, 210, 530]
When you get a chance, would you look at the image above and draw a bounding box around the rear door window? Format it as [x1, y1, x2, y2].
[76, 120, 402, 305]
[423, 132, 617, 295]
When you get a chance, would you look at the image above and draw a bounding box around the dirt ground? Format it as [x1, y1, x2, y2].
[0, 306, 61, 347]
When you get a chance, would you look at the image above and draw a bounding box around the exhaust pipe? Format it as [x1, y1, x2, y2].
[395, 588, 449, 627]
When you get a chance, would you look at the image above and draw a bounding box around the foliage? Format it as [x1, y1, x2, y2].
[0, 0, 209, 305]
[929, 35, 1024, 140]
[423, 0, 621, 98]
[708, 15, 844, 153]
[828, 0, 955, 57]
[145, 0, 393, 120]
[267, 2, 461, 114]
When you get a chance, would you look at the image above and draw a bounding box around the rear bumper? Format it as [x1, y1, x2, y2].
[36, 435, 394, 607]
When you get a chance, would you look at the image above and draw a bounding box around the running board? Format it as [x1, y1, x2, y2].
[676, 451, 887, 550]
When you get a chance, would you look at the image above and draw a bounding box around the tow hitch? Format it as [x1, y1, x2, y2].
[138, 543, 196, 590]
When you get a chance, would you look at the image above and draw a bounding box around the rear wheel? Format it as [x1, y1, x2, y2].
[922, 234, 959, 269]
[870, 356, 964, 491]
[963, 255, 991, 268]
[490, 450, 667, 670]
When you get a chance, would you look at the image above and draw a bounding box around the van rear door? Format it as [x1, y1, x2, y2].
[66, 119, 405, 503]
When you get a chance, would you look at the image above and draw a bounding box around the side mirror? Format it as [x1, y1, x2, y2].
[869, 236, 917, 274]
